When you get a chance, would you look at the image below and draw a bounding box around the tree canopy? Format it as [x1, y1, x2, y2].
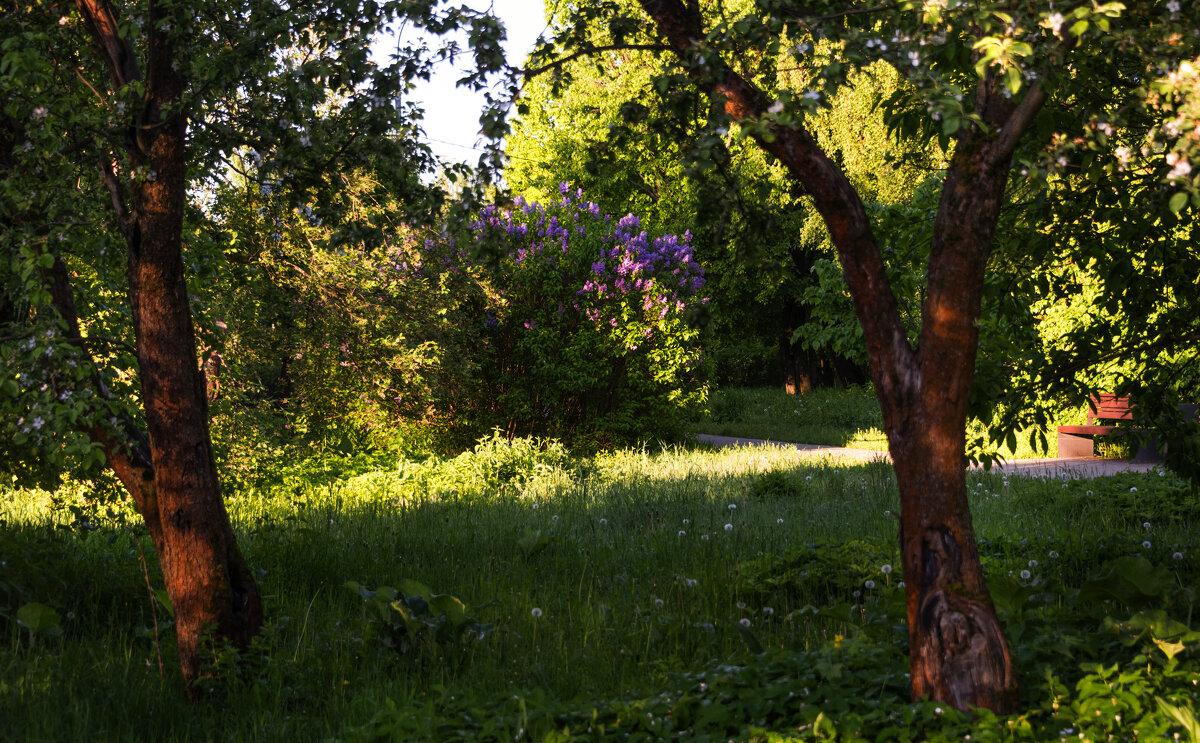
[522, 0, 1200, 712]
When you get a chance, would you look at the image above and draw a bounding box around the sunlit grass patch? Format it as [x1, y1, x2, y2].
[1, 438, 1197, 740]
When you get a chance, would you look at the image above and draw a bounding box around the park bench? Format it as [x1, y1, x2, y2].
[1056, 394, 1197, 461]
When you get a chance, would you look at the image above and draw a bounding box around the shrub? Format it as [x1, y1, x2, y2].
[469, 185, 711, 444]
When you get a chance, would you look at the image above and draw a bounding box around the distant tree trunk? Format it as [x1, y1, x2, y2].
[637, 0, 1038, 712]
[779, 332, 813, 395]
[75, 0, 262, 693]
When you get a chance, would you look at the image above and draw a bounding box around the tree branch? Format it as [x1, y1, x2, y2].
[637, 0, 917, 405]
[521, 43, 673, 79]
[73, 0, 140, 88]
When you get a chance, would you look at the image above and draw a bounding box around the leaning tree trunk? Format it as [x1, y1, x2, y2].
[75, 0, 262, 692]
[633, 0, 1047, 713]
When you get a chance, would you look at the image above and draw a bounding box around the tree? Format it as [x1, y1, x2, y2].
[507, 12, 935, 390]
[2, 0, 509, 691]
[530, 0, 1200, 712]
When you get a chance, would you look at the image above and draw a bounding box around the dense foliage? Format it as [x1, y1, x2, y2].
[203, 181, 710, 467]
[471, 185, 709, 443]
[506, 9, 937, 389]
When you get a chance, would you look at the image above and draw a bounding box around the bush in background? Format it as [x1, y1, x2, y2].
[468, 185, 711, 445]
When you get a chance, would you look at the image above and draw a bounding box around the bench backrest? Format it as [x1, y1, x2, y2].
[1088, 394, 1135, 424]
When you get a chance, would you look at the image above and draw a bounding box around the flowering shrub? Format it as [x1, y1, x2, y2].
[471, 185, 710, 443]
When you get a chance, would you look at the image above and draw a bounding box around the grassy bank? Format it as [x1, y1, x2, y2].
[2, 437, 1198, 740]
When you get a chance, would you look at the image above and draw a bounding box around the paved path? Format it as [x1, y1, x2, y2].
[694, 433, 1162, 479]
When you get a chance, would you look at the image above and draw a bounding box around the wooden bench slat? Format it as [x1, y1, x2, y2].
[1057, 425, 1120, 435]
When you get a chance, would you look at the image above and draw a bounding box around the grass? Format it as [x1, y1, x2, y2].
[693, 385, 1132, 460]
[693, 386, 890, 450]
[1, 428, 1198, 741]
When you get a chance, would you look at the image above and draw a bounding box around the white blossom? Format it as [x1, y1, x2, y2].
[1047, 12, 1065, 35]
[767, 100, 785, 114]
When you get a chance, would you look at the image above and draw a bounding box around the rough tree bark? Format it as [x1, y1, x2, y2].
[636, 0, 1046, 712]
[74, 0, 262, 691]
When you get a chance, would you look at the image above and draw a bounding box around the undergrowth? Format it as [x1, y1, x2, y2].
[1, 436, 1198, 741]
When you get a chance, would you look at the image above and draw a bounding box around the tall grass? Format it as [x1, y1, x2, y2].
[1, 438, 1194, 740]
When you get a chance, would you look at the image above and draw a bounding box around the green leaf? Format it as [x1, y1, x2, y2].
[1004, 67, 1022, 96]
[153, 588, 174, 617]
[1156, 698, 1200, 742]
[1153, 637, 1186, 660]
[429, 594, 469, 625]
[1168, 191, 1188, 214]
[398, 578, 433, 601]
[16, 602, 61, 635]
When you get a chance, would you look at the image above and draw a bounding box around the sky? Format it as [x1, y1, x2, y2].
[374, 1, 550, 167]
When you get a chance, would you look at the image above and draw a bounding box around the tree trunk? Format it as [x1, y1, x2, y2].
[75, 0, 262, 692]
[889, 414, 1017, 711]
[634, 0, 1043, 712]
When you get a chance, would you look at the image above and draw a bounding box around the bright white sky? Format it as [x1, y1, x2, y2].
[374, 1, 549, 167]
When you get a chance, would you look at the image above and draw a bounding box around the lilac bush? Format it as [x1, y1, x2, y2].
[471, 184, 710, 443]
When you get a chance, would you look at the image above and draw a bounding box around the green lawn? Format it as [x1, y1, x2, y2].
[692, 386, 1125, 460]
[2, 437, 1197, 740]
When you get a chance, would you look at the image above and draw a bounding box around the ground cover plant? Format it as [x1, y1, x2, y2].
[3, 438, 1199, 740]
[693, 387, 1116, 460]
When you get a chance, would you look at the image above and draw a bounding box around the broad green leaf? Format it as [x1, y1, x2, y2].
[398, 578, 433, 600]
[16, 602, 61, 635]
